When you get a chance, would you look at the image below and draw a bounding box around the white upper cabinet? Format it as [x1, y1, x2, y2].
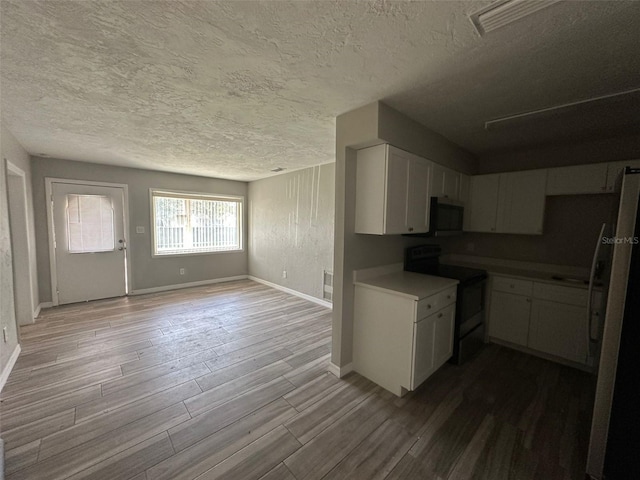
[407, 159, 430, 233]
[463, 174, 500, 233]
[465, 171, 546, 235]
[605, 159, 640, 192]
[546, 163, 608, 195]
[458, 174, 470, 205]
[431, 163, 460, 200]
[355, 144, 430, 235]
[496, 170, 547, 235]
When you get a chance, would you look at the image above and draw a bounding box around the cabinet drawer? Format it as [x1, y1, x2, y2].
[417, 287, 457, 320]
[492, 276, 533, 296]
[533, 282, 588, 307]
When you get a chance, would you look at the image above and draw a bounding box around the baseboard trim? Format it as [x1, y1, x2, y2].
[130, 275, 249, 296]
[33, 304, 41, 319]
[247, 276, 333, 309]
[489, 338, 594, 373]
[0, 344, 21, 393]
[37, 301, 53, 313]
[328, 362, 353, 378]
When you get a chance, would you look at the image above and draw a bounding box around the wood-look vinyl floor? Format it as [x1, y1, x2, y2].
[1, 279, 595, 480]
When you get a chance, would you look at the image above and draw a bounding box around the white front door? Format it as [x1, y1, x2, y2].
[51, 182, 127, 304]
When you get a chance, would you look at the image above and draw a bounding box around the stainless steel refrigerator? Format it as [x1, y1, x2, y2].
[586, 167, 640, 480]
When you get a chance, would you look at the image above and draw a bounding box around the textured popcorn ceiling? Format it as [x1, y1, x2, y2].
[1, 1, 639, 181]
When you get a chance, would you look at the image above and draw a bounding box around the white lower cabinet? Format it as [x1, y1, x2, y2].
[529, 300, 587, 364]
[353, 285, 456, 396]
[488, 291, 531, 347]
[412, 303, 455, 389]
[488, 274, 594, 367]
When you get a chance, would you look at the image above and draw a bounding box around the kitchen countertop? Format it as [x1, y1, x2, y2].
[442, 260, 600, 290]
[354, 271, 459, 301]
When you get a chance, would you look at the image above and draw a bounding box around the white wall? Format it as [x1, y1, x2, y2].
[248, 163, 335, 301]
[331, 101, 477, 368]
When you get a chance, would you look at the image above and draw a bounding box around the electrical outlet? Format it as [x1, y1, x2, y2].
[136, 226, 145, 234]
[2, 326, 7, 343]
[179, 268, 186, 275]
[282, 270, 287, 279]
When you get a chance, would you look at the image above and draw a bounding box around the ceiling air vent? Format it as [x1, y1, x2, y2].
[470, 0, 562, 36]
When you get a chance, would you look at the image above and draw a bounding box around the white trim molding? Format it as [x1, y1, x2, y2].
[130, 275, 248, 296]
[328, 362, 353, 379]
[35, 302, 54, 318]
[6, 160, 38, 327]
[247, 276, 333, 309]
[0, 344, 21, 393]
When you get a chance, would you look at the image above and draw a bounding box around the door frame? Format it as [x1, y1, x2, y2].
[6, 161, 37, 327]
[45, 177, 132, 306]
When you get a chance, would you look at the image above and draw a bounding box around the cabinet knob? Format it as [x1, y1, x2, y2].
[427, 304, 432, 309]
[526, 298, 531, 303]
[447, 295, 451, 299]
[510, 284, 515, 288]
[490, 228, 495, 232]
[408, 227, 414, 232]
[438, 313, 443, 318]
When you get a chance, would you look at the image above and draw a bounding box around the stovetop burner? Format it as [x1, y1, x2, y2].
[404, 244, 487, 285]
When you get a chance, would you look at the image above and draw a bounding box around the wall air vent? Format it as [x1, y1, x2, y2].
[470, 0, 562, 36]
[270, 167, 285, 172]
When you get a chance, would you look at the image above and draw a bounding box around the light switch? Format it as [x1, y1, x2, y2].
[136, 226, 145, 234]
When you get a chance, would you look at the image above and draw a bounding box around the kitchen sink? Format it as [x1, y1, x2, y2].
[550, 275, 590, 285]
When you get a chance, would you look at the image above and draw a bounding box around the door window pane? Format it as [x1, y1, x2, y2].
[66, 194, 115, 253]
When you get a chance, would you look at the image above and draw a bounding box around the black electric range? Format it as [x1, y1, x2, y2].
[405, 245, 487, 364]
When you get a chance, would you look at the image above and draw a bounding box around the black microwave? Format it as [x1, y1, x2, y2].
[428, 197, 464, 236]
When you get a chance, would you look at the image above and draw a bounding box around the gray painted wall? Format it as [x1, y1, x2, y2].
[31, 157, 248, 302]
[1, 134, 19, 380]
[248, 163, 335, 300]
[332, 101, 477, 368]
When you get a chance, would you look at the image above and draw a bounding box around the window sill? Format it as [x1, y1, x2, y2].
[151, 249, 244, 259]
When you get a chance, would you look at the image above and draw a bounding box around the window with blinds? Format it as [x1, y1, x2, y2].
[151, 190, 243, 255]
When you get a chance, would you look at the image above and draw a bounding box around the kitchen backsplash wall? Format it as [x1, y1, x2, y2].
[439, 194, 618, 267]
